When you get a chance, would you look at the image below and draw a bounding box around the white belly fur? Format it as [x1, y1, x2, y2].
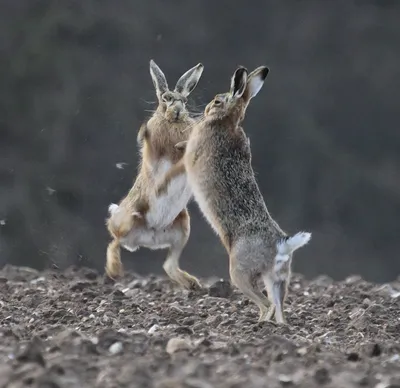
[120, 224, 183, 252]
[145, 158, 192, 229]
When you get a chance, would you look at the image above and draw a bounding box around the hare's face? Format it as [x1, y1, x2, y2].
[205, 93, 228, 117]
[149, 59, 204, 123]
[205, 92, 244, 123]
[205, 66, 269, 125]
[160, 91, 189, 122]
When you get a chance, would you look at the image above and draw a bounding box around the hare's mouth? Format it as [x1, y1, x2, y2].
[206, 106, 221, 116]
[165, 110, 183, 122]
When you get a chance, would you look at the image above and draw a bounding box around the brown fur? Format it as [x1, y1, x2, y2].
[105, 60, 204, 289]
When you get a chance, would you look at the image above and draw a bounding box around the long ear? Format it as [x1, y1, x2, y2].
[149, 59, 169, 99]
[230, 67, 248, 98]
[243, 66, 269, 102]
[174, 63, 204, 97]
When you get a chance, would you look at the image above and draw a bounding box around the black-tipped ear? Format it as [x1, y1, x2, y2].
[230, 67, 248, 98]
[149, 59, 169, 99]
[244, 66, 269, 101]
[175, 63, 204, 97]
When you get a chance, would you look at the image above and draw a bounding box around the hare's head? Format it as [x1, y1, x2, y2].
[149, 60, 204, 123]
[205, 66, 269, 124]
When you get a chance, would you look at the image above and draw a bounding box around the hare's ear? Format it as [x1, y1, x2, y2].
[243, 66, 269, 102]
[149, 59, 169, 99]
[175, 141, 187, 151]
[175, 63, 204, 97]
[230, 67, 248, 98]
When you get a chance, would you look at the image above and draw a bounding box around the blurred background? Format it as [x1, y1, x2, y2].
[1, 0, 399, 282]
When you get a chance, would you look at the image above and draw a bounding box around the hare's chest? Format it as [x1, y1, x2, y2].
[185, 133, 206, 169]
[146, 158, 192, 229]
[151, 158, 174, 181]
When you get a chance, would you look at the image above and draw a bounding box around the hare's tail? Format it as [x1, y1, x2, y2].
[277, 232, 311, 256]
[105, 239, 124, 279]
[106, 203, 137, 240]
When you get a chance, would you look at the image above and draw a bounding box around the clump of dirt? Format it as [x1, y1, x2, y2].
[0, 264, 399, 387]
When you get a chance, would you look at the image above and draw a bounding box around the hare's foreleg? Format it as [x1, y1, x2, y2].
[156, 160, 186, 196]
[162, 208, 201, 290]
[229, 259, 273, 322]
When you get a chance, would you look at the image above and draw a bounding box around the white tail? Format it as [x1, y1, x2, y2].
[277, 232, 311, 256]
[108, 203, 119, 214]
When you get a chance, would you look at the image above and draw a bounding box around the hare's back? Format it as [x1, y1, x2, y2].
[188, 129, 270, 238]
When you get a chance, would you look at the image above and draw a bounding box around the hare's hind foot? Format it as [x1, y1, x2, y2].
[105, 262, 124, 280]
[263, 276, 289, 325]
[105, 264, 124, 281]
[163, 263, 202, 290]
[257, 306, 288, 326]
[105, 240, 124, 279]
[162, 246, 201, 290]
[160, 208, 200, 290]
[230, 265, 272, 321]
[176, 270, 202, 290]
[105, 260, 124, 280]
[258, 306, 275, 323]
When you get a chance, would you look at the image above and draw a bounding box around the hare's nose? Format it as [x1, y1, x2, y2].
[174, 107, 181, 120]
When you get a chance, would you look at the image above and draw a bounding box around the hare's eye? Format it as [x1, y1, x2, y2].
[214, 99, 222, 106]
[162, 95, 171, 102]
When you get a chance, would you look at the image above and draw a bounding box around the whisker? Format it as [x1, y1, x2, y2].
[187, 103, 207, 113]
[183, 114, 206, 132]
[140, 98, 157, 105]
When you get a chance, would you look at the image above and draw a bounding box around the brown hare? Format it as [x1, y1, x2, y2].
[105, 59, 204, 290]
[156, 65, 311, 323]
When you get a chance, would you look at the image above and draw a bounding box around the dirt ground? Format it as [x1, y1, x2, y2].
[0, 264, 399, 388]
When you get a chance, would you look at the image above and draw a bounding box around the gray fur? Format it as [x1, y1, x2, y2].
[181, 65, 311, 324]
[175, 63, 204, 97]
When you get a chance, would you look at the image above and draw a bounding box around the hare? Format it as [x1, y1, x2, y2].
[105, 59, 204, 290]
[156, 66, 311, 324]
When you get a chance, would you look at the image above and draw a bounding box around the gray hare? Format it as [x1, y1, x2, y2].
[105, 59, 203, 290]
[156, 65, 311, 324]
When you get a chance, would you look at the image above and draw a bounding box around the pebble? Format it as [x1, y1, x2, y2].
[208, 279, 233, 299]
[109, 341, 123, 355]
[166, 337, 192, 355]
[148, 324, 161, 335]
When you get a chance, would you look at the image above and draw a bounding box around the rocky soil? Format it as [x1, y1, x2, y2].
[0, 264, 399, 387]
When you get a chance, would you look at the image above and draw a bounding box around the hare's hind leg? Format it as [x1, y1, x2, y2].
[229, 262, 272, 322]
[105, 205, 143, 280]
[162, 208, 201, 290]
[106, 239, 124, 279]
[263, 275, 289, 325]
